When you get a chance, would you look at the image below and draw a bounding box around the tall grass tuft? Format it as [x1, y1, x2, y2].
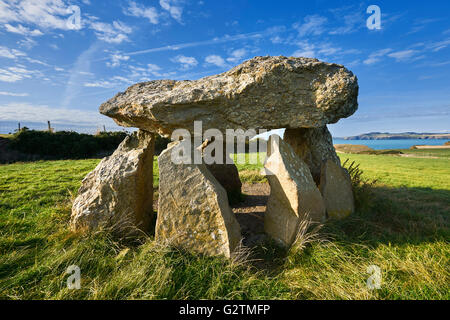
[342, 159, 377, 211]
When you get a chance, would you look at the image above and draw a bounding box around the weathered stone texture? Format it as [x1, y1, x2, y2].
[100, 56, 358, 136]
[263, 135, 326, 246]
[319, 159, 355, 219]
[284, 126, 340, 184]
[70, 130, 155, 234]
[156, 141, 241, 257]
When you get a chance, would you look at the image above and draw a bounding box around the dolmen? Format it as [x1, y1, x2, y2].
[71, 56, 358, 256]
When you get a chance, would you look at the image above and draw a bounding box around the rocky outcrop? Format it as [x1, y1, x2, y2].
[156, 141, 241, 257]
[70, 130, 155, 234]
[284, 126, 340, 184]
[319, 160, 355, 219]
[263, 135, 326, 246]
[100, 56, 358, 136]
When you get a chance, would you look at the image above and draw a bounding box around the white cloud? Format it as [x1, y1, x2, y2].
[226, 48, 247, 63]
[363, 48, 393, 65]
[0, 0, 77, 31]
[427, 38, 450, 52]
[4, 23, 43, 36]
[0, 91, 29, 97]
[107, 54, 130, 67]
[160, 0, 183, 23]
[128, 63, 176, 80]
[84, 76, 133, 88]
[292, 41, 360, 60]
[1, 1, 133, 44]
[293, 41, 317, 58]
[205, 55, 227, 67]
[293, 15, 327, 37]
[364, 48, 424, 65]
[89, 20, 132, 44]
[171, 55, 198, 70]
[0, 46, 26, 59]
[0, 66, 36, 82]
[125, 1, 159, 24]
[18, 37, 37, 49]
[0, 102, 106, 125]
[387, 50, 419, 62]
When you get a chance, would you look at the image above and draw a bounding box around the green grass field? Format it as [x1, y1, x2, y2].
[0, 152, 448, 299]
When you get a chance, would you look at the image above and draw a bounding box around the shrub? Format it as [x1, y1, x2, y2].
[342, 159, 377, 211]
[9, 130, 128, 159]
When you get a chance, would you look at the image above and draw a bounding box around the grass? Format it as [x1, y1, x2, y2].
[0, 152, 448, 300]
[400, 148, 450, 159]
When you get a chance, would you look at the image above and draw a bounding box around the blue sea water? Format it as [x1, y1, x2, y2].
[332, 139, 449, 150]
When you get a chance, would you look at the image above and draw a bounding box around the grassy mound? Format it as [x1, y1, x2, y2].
[334, 144, 374, 154]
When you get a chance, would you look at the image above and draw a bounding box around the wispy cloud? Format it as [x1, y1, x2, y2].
[0, 46, 26, 59]
[226, 48, 248, 63]
[4, 23, 43, 36]
[293, 15, 327, 37]
[159, 0, 183, 23]
[363, 48, 393, 65]
[120, 28, 278, 58]
[0, 0, 76, 31]
[407, 18, 441, 35]
[293, 41, 360, 61]
[0, 102, 107, 125]
[106, 53, 130, 68]
[89, 20, 132, 44]
[61, 42, 99, 108]
[124, 1, 160, 24]
[387, 49, 421, 62]
[170, 55, 198, 70]
[0, 65, 38, 82]
[205, 55, 227, 67]
[0, 91, 29, 97]
[84, 76, 133, 88]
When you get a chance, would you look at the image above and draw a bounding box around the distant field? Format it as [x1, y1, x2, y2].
[400, 148, 450, 159]
[0, 152, 448, 299]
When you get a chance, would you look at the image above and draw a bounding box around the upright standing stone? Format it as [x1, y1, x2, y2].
[198, 139, 242, 202]
[319, 159, 355, 219]
[263, 135, 326, 246]
[71, 130, 155, 234]
[284, 126, 340, 184]
[156, 141, 241, 257]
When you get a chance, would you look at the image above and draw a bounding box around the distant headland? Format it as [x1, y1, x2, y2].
[338, 132, 450, 140]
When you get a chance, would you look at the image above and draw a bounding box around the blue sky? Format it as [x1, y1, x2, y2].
[0, 0, 449, 136]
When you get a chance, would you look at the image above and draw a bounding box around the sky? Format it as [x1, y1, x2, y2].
[0, 0, 449, 136]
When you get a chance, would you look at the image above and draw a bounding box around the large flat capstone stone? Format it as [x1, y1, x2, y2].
[100, 56, 358, 136]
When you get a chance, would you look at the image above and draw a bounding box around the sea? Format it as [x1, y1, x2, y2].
[332, 139, 449, 150]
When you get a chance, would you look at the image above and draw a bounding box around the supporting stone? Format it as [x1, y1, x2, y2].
[156, 141, 242, 257]
[319, 159, 355, 219]
[283, 126, 340, 184]
[70, 130, 155, 234]
[198, 139, 242, 203]
[263, 135, 326, 247]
